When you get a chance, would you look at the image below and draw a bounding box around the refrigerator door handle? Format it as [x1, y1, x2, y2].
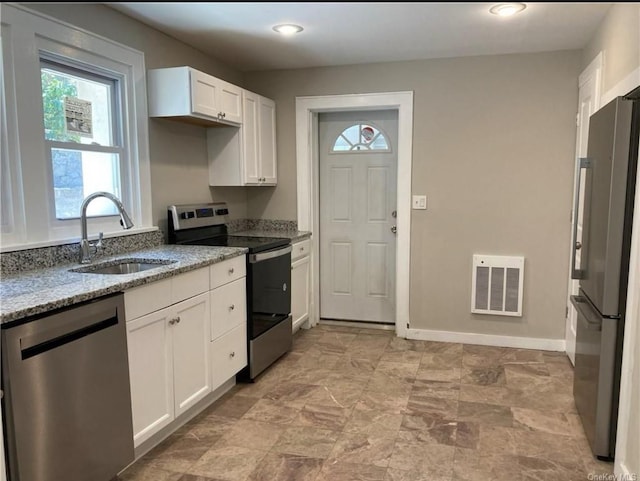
[571, 157, 591, 279]
[570, 295, 602, 331]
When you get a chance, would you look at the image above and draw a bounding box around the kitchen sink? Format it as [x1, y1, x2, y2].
[71, 258, 176, 275]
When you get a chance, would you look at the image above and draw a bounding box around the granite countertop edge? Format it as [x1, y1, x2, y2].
[0, 245, 248, 325]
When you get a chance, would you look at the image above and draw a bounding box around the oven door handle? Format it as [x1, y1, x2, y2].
[249, 245, 292, 263]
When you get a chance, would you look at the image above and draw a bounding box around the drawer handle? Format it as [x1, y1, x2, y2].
[229, 304, 235, 311]
[229, 268, 234, 275]
[230, 351, 235, 358]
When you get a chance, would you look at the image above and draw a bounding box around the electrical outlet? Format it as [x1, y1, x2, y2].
[412, 195, 427, 210]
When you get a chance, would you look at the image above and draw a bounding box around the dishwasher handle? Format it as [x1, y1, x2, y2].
[14, 296, 122, 360]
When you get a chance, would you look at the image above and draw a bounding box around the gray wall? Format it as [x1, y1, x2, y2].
[23, 3, 249, 234]
[244, 51, 581, 340]
[583, 3, 640, 94]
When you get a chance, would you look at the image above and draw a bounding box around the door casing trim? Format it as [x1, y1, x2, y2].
[295, 91, 414, 337]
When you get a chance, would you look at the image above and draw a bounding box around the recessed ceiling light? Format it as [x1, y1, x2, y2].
[273, 24, 304, 36]
[489, 3, 527, 17]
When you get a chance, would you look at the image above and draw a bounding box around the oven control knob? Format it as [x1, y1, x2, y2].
[283, 283, 287, 292]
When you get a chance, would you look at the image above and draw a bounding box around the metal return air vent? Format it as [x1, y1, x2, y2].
[471, 255, 524, 317]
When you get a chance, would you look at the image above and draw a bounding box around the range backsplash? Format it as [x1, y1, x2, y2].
[227, 219, 298, 233]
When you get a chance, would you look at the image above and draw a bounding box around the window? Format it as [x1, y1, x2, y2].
[41, 60, 124, 219]
[331, 123, 390, 152]
[1, 4, 152, 249]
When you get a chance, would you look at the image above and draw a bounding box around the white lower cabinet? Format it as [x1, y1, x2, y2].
[127, 292, 210, 446]
[125, 260, 248, 449]
[291, 239, 311, 331]
[210, 267, 247, 384]
[211, 323, 247, 387]
[127, 308, 175, 446]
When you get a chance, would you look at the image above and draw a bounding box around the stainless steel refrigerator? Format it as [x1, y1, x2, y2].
[570, 95, 639, 460]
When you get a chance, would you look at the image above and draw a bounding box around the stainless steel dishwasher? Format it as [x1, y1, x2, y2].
[1, 294, 134, 481]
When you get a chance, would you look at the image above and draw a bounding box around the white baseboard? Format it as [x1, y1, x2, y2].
[405, 328, 566, 352]
[614, 462, 636, 480]
[601, 66, 640, 106]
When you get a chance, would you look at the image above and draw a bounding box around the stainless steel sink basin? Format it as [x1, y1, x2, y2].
[72, 258, 176, 275]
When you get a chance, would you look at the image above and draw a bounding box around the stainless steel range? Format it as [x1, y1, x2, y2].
[167, 203, 292, 380]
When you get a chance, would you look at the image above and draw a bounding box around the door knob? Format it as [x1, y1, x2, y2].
[391, 226, 397, 234]
[576, 241, 582, 250]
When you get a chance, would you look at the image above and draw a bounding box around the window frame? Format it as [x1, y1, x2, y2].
[40, 57, 127, 221]
[1, 4, 153, 250]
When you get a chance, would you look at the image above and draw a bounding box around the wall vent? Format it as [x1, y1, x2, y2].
[471, 255, 524, 317]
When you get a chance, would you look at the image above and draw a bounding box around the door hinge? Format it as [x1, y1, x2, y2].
[406, 322, 410, 329]
[576, 113, 580, 127]
[565, 306, 569, 318]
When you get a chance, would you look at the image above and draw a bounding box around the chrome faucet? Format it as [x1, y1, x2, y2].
[79, 192, 134, 263]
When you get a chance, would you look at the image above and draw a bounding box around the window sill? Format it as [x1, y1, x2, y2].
[0, 226, 160, 253]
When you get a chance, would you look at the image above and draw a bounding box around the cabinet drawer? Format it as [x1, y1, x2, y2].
[171, 267, 209, 304]
[210, 256, 246, 289]
[210, 277, 246, 340]
[211, 323, 247, 388]
[125, 278, 172, 321]
[291, 239, 310, 262]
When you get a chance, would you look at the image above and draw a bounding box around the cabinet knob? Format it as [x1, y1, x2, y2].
[229, 304, 235, 311]
[169, 319, 176, 325]
[176, 316, 181, 324]
[230, 351, 235, 358]
[229, 267, 234, 275]
[222, 112, 226, 118]
[300, 247, 304, 251]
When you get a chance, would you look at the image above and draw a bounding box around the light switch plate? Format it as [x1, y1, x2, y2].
[412, 195, 427, 210]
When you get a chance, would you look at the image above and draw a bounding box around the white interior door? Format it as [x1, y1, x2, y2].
[319, 110, 398, 323]
[566, 57, 601, 365]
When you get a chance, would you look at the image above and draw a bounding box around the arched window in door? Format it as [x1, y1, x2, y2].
[331, 123, 390, 152]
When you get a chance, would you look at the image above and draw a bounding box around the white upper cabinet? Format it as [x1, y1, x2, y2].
[148, 66, 242, 126]
[208, 90, 277, 186]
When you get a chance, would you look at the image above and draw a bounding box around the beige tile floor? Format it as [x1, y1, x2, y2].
[119, 324, 614, 481]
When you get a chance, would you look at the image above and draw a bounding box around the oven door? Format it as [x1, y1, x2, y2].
[247, 245, 292, 339]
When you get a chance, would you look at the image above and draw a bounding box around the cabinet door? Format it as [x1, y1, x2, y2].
[211, 323, 248, 388]
[211, 277, 247, 340]
[259, 96, 277, 184]
[242, 90, 260, 184]
[172, 293, 212, 417]
[291, 255, 311, 330]
[190, 69, 219, 118]
[219, 80, 243, 124]
[127, 308, 174, 446]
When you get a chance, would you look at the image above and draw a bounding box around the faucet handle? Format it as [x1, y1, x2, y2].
[91, 232, 104, 255]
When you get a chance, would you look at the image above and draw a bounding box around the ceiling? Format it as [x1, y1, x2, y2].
[109, 2, 612, 72]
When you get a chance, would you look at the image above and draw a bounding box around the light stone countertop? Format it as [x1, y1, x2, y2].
[233, 229, 311, 243]
[0, 245, 247, 325]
